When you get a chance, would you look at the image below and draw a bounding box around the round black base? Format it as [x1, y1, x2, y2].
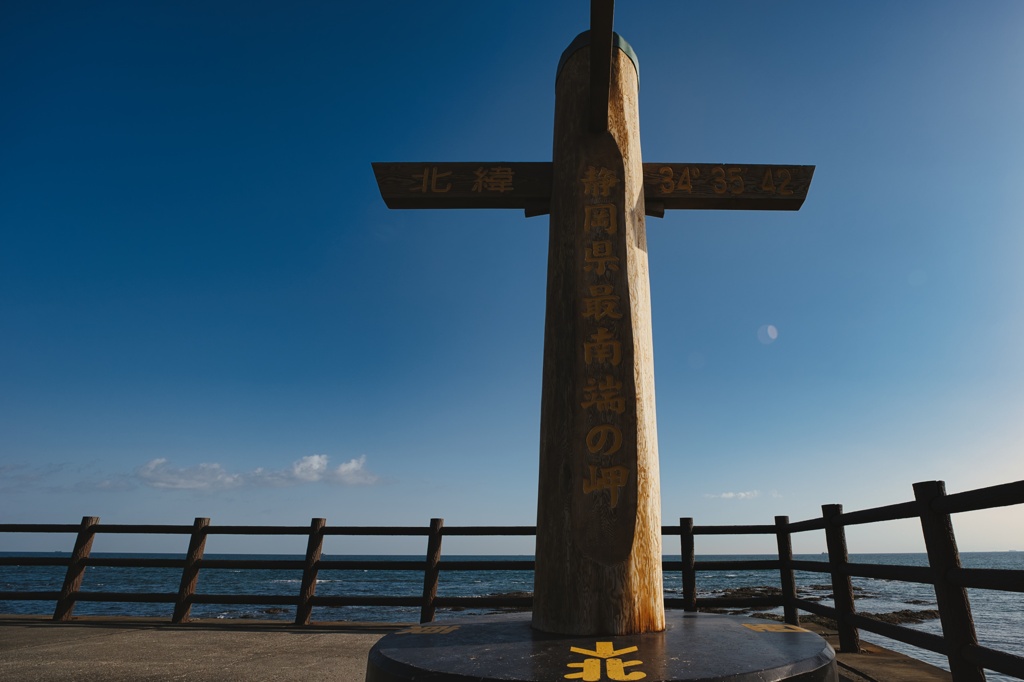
[366, 611, 837, 682]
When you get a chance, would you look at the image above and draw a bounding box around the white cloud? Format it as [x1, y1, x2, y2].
[135, 454, 377, 491]
[290, 454, 328, 482]
[705, 490, 760, 500]
[328, 455, 377, 485]
[137, 459, 244, 490]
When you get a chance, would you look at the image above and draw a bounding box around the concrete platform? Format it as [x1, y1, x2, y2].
[367, 612, 837, 682]
[0, 616, 397, 682]
[0, 614, 952, 682]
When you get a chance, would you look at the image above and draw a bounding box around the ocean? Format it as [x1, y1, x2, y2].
[2, 551, 1021, 681]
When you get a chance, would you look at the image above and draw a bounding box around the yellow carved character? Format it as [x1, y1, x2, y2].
[472, 166, 514, 193]
[580, 166, 619, 197]
[583, 465, 629, 508]
[581, 285, 622, 321]
[584, 240, 620, 275]
[581, 375, 625, 414]
[584, 204, 617, 234]
[584, 327, 621, 366]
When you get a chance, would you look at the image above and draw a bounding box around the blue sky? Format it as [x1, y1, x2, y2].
[2, 1, 1022, 555]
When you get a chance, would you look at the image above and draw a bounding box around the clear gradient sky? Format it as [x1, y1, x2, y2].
[2, 1, 1023, 555]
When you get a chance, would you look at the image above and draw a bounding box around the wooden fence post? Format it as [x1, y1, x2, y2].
[775, 515, 799, 625]
[295, 517, 326, 625]
[172, 517, 210, 623]
[419, 518, 444, 623]
[53, 516, 99, 621]
[680, 517, 697, 612]
[822, 504, 859, 652]
[914, 480, 985, 682]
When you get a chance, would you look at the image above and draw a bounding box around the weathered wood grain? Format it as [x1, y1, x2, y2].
[53, 516, 98, 621]
[172, 516, 210, 623]
[373, 162, 813, 214]
[294, 517, 325, 625]
[643, 163, 814, 211]
[532, 35, 664, 636]
[371, 162, 551, 210]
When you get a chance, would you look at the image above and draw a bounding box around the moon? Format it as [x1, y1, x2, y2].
[757, 324, 779, 345]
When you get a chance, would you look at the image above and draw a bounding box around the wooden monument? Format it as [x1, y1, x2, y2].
[373, 0, 813, 637]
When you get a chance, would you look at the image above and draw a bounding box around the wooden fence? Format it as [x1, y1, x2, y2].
[1, 478, 1022, 682]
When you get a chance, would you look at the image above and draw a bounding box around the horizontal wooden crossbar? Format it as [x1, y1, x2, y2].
[372, 162, 814, 215]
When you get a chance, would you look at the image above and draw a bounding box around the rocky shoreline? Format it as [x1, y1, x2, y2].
[686, 585, 940, 628]
[469, 585, 942, 628]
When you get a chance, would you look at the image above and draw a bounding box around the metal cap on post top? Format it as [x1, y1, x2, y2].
[554, 0, 639, 134]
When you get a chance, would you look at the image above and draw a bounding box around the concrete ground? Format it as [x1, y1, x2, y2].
[0, 616, 395, 682]
[802, 622, 952, 682]
[0, 615, 952, 682]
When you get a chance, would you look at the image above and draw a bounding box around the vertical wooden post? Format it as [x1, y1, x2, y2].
[172, 517, 210, 623]
[822, 504, 859, 652]
[775, 515, 799, 625]
[914, 480, 985, 682]
[680, 517, 697, 612]
[533, 30, 664, 637]
[419, 518, 444, 624]
[53, 516, 98, 621]
[295, 517, 326, 625]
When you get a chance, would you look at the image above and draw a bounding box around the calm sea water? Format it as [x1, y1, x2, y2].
[2, 551, 1021, 680]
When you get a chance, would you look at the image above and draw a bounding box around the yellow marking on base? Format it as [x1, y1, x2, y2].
[566, 642, 646, 681]
[395, 625, 461, 635]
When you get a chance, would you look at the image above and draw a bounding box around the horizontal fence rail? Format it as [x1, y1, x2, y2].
[2, 479, 1022, 682]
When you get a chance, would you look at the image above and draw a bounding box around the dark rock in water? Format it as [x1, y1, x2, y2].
[483, 591, 533, 613]
[720, 586, 782, 598]
[436, 591, 535, 615]
[700, 607, 749, 616]
[740, 609, 939, 628]
[748, 612, 838, 630]
[262, 608, 289, 615]
[696, 584, 938, 631]
[747, 611, 785, 622]
[808, 583, 866, 594]
[863, 609, 940, 625]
